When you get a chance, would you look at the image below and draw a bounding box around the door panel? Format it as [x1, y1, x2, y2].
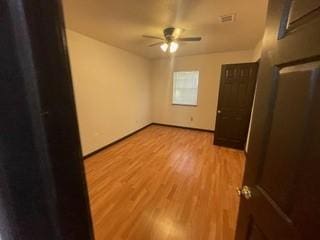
[236, 0, 320, 239]
[214, 63, 258, 149]
[247, 222, 267, 240]
[287, 0, 320, 25]
[259, 63, 317, 214]
[252, 62, 320, 240]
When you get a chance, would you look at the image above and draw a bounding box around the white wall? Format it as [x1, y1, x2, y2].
[66, 30, 152, 155]
[151, 51, 255, 130]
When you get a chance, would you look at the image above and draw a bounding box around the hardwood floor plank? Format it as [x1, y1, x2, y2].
[85, 125, 245, 240]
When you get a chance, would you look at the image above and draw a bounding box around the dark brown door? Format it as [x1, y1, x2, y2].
[214, 63, 258, 149]
[1, 0, 94, 239]
[236, 0, 320, 239]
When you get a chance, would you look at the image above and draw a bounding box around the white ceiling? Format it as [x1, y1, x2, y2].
[62, 0, 268, 59]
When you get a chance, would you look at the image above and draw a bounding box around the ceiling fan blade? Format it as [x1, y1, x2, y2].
[177, 37, 202, 41]
[142, 35, 164, 40]
[148, 42, 163, 47]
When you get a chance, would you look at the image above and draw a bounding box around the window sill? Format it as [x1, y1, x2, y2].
[172, 104, 198, 107]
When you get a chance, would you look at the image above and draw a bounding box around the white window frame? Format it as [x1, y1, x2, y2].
[172, 70, 200, 106]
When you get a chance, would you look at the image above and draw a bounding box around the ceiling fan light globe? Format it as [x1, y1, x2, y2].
[169, 42, 179, 53]
[160, 43, 169, 52]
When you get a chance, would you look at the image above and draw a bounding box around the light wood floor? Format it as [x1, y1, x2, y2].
[85, 125, 245, 240]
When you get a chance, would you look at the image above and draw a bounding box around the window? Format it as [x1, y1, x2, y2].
[172, 71, 199, 106]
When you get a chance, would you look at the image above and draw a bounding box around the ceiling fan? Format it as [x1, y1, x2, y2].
[143, 27, 202, 53]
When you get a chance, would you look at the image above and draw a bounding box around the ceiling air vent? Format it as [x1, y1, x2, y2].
[219, 14, 236, 23]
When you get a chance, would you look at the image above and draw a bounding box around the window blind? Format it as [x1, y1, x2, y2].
[172, 71, 199, 105]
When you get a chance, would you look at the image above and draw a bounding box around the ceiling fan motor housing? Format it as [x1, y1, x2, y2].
[164, 27, 176, 41]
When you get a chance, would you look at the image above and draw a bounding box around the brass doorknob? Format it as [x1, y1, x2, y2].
[237, 186, 252, 200]
[217, 110, 222, 114]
